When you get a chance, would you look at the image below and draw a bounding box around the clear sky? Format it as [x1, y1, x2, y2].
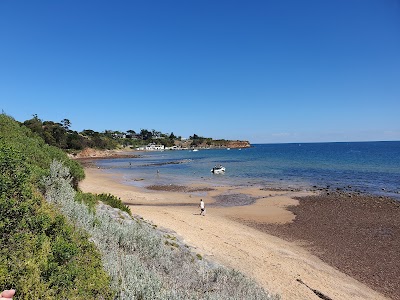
[1, 0, 399, 143]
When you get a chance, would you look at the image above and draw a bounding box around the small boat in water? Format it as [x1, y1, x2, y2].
[211, 165, 225, 174]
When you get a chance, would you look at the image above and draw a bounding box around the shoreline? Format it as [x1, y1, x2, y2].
[78, 165, 392, 300]
[74, 147, 400, 200]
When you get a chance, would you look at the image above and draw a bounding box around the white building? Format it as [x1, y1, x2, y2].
[145, 143, 165, 151]
[165, 145, 179, 150]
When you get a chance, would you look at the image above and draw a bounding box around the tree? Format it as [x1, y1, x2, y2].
[81, 129, 97, 137]
[23, 114, 44, 137]
[61, 119, 71, 131]
[103, 130, 115, 138]
[151, 129, 161, 138]
[67, 132, 86, 150]
[40, 121, 67, 148]
[139, 129, 152, 140]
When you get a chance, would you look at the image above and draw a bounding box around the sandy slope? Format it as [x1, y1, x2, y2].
[79, 167, 388, 300]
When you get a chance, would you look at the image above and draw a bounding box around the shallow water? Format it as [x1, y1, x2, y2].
[95, 141, 400, 199]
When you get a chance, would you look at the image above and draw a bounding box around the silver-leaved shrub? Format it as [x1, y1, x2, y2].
[43, 160, 280, 300]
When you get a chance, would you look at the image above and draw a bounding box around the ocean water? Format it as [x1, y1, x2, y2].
[95, 141, 400, 199]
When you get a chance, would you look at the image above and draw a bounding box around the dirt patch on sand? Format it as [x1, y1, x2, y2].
[146, 185, 215, 193]
[211, 193, 258, 207]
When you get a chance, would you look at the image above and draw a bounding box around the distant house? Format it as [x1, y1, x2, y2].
[145, 143, 165, 151]
[113, 133, 126, 139]
[165, 145, 179, 150]
[125, 134, 138, 140]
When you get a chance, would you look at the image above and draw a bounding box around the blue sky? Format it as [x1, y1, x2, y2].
[1, 0, 399, 143]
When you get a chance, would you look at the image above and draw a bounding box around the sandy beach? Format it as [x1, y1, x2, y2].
[79, 165, 394, 300]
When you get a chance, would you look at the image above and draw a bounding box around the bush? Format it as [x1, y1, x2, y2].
[75, 191, 98, 211]
[0, 116, 113, 299]
[96, 193, 132, 216]
[75, 192, 131, 215]
[0, 114, 85, 188]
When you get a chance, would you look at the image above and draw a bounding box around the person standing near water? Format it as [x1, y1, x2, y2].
[199, 199, 205, 216]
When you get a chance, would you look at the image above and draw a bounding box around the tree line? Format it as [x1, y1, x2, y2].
[20, 114, 223, 151]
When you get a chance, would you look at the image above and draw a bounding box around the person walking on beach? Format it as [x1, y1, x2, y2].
[199, 199, 205, 216]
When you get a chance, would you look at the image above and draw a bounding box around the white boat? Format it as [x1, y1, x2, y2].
[211, 165, 225, 174]
[192, 149, 199, 152]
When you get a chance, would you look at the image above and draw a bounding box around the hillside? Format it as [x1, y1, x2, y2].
[0, 114, 113, 299]
[20, 115, 251, 152]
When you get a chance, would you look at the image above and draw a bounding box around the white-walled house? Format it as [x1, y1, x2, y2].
[145, 143, 165, 151]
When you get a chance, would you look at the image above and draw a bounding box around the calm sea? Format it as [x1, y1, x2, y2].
[95, 141, 400, 199]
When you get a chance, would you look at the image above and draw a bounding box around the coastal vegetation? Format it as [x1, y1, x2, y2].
[20, 114, 249, 152]
[0, 114, 113, 298]
[0, 114, 277, 299]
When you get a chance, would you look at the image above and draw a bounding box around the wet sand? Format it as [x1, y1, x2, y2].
[79, 166, 392, 300]
[244, 192, 400, 300]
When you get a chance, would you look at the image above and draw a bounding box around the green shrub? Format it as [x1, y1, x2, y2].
[0, 115, 113, 299]
[75, 191, 97, 211]
[0, 114, 84, 188]
[75, 191, 131, 216]
[96, 193, 131, 216]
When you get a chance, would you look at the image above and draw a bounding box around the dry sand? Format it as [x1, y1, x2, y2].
[79, 167, 389, 300]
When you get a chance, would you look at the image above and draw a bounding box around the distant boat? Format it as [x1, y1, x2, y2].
[192, 149, 199, 152]
[211, 165, 225, 174]
[226, 148, 230, 150]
